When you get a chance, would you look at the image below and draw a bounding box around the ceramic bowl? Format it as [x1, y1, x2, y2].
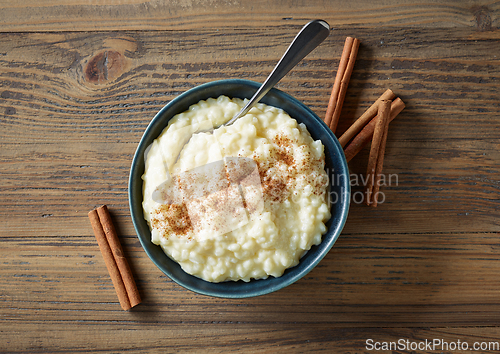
[129, 79, 350, 298]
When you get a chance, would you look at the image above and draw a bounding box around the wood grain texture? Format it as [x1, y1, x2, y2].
[1, 0, 500, 352]
[0, 0, 499, 32]
[1, 28, 498, 235]
[3, 322, 500, 352]
[3, 324, 500, 352]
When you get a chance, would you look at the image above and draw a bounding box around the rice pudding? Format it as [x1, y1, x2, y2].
[142, 95, 330, 282]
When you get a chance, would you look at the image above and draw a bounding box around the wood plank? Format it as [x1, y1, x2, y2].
[3, 231, 500, 328]
[2, 323, 500, 353]
[2, 0, 500, 352]
[0, 0, 498, 32]
[0, 28, 499, 237]
[1, 17, 500, 352]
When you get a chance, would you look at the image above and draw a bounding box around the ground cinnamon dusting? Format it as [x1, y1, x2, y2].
[151, 203, 193, 239]
[151, 130, 326, 239]
[273, 134, 295, 166]
[254, 132, 325, 204]
[263, 176, 287, 203]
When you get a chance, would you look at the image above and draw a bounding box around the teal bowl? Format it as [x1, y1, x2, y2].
[129, 79, 350, 298]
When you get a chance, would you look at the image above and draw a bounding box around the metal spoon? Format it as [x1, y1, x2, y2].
[152, 20, 330, 204]
[224, 19, 330, 126]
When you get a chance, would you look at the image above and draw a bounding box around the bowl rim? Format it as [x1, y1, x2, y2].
[128, 79, 350, 298]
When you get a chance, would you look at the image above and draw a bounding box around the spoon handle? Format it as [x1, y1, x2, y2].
[226, 19, 330, 125]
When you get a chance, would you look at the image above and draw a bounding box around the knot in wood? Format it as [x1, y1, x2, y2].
[471, 6, 492, 32]
[85, 50, 126, 84]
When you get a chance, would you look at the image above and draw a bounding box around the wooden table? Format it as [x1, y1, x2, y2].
[1, 1, 499, 352]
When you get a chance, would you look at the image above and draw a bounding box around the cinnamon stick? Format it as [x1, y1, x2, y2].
[324, 37, 360, 133]
[366, 100, 391, 206]
[370, 109, 391, 207]
[338, 89, 396, 147]
[324, 37, 353, 128]
[343, 97, 405, 162]
[88, 205, 141, 310]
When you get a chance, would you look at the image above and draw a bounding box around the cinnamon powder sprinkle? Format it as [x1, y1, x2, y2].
[273, 134, 295, 166]
[152, 130, 326, 239]
[254, 132, 325, 204]
[263, 176, 287, 203]
[151, 203, 193, 239]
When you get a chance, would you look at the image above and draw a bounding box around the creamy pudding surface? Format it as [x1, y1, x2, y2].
[142, 95, 331, 282]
